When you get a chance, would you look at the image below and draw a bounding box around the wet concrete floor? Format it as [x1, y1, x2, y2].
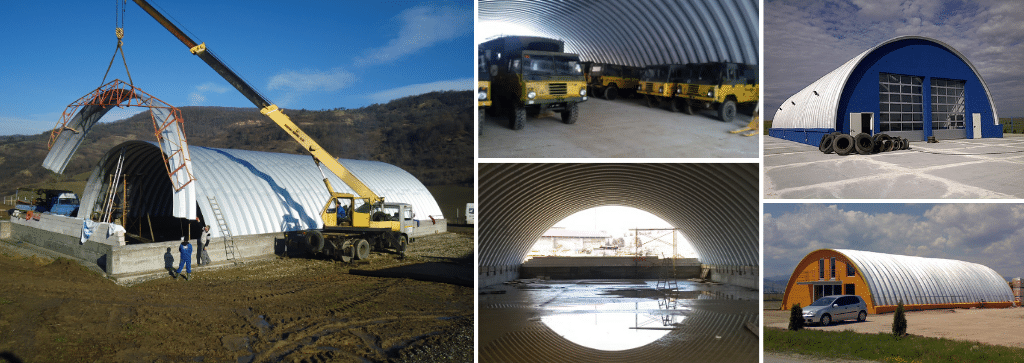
[478, 279, 758, 362]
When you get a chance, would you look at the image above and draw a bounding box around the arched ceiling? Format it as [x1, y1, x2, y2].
[479, 163, 758, 268]
[478, 0, 759, 67]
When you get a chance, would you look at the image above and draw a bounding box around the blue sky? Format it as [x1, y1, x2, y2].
[765, 0, 1024, 121]
[0, 0, 473, 136]
[765, 203, 1024, 279]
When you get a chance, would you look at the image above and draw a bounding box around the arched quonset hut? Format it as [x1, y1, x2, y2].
[782, 249, 1013, 314]
[79, 141, 445, 241]
[769, 36, 1000, 146]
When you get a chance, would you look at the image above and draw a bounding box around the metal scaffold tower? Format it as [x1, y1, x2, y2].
[632, 228, 679, 291]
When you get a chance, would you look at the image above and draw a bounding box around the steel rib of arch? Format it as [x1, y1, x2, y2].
[838, 249, 1013, 307]
[477, 0, 758, 67]
[478, 164, 757, 268]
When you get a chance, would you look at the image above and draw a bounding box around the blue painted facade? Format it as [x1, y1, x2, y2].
[772, 38, 1000, 146]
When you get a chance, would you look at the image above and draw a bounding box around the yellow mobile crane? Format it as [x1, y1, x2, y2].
[133, 0, 413, 261]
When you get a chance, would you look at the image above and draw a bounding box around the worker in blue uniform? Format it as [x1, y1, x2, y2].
[174, 237, 193, 280]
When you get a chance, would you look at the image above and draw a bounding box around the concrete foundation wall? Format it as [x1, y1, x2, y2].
[519, 256, 702, 280]
[12, 213, 124, 246]
[109, 233, 280, 279]
[410, 219, 447, 238]
[480, 264, 519, 287]
[705, 264, 758, 290]
[9, 216, 115, 273]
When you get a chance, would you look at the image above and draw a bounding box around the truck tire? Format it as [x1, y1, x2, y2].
[645, 95, 658, 108]
[398, 235, 408, 257]
[371, 211, 390, 222]
[561, 103, 578, 124]
[306, 230, 325, 253]
[669, 98, 682, 113]
[605, 85, 618, 100]
[478, 107, 484, 135]
[834, 134, 855, 155]
[719, 100, 737, 122]
[819, 134, 835, 154]
[683, 100, 694, 115]
[854, 133, 874, 155]
[355, 239, 370, 260]
[509, 105, 525, 130]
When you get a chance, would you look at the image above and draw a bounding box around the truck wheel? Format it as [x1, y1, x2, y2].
[306, 230, 325, 253]
[719, 100, 737, 122]
[669, 98, 683, 113]
[371, 211, 390, 222]
[561, 103, 578, 124]
[398, 235, 408, 257]
[509, 105, 525, 130]
[478, 107, 484, 135]
[605, 86, 618, 100]
[645, 95, 658, 108]
[355, 239, 370, 260]
[683, 100, 694, 115]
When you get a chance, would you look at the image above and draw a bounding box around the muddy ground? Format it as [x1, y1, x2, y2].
[0, 232, 474, 363]
[764, 305, 1024, 348]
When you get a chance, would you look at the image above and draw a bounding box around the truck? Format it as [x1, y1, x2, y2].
[133, 0, 413, 261]
[582, 62, 641, 100]
[10, 188, 80, 218]
[673, 62, 759, 122]
[465, 203, 475, 225]
[479, 36, 588, 130]
[478, 50, 491, 135]
[636, 64, 693, 112]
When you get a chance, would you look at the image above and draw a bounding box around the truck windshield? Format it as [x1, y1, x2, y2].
[522, 55, 583, 78]
[641, 66, 670, 82]
[690, 64, 723, 85]
[479, 54, 490, 80]
[59, 197, 79, 204]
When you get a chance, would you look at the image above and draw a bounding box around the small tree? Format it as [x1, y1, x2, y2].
[892, 300, 907, 338]
[788, 303, 804, 331]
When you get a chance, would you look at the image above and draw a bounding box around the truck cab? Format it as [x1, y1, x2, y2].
[13, 188, 80, 217]
[637, 64, 693, 111]
[478, 51, 491, 135]
[674, 62, 759, 122]
[583, 62, 640, 100]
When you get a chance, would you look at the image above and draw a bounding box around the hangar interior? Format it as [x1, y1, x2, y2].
[782, 249, 1014, 315]
[478, 163, 758, 361]
[770, 36, 1001, 147]
[477, 0, 760, 157]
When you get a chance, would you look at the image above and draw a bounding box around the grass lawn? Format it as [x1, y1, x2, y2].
[765, 327, 1024, 363]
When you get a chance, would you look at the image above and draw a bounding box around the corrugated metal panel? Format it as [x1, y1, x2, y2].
[43, 101, 120, 174]
[479, 163, 758, 268]
[81, 141, 443, 238]
[478, 0, 758, 67]
[150, 105, 196, 220]
[773, 36, 1000, 129]
[836, 249, 1013, 307]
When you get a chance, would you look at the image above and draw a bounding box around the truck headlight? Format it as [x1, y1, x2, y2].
[707, 89, 714, 98]
[676, 86, 682, 94]
[579, 88, 586, 96]
[658, 86, 664, 93]
[527, 91, 536, 100]
[478, 90, 487, 100]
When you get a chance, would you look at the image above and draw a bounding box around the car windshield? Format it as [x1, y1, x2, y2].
[810, 296, 838, 306]
[522, 55, 583, 77]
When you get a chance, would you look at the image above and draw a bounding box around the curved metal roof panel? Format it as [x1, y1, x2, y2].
[835, 249, 1013, 307]
[479, 163, 758, 268]
[773, 36, 1000, 129]
[81, 141, 442, 238]
[478, 0, 758, 67]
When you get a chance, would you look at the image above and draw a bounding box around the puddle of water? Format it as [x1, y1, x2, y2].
[541, 312, 684, 351]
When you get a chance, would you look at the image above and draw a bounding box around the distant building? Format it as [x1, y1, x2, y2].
[532, 229, 612, 256]
[782, 249, 1013, 314]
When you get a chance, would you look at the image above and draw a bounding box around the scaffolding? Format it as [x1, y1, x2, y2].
[632, 228, 679, 290]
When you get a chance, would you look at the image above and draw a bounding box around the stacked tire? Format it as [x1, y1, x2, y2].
[818, 132, 909, 156]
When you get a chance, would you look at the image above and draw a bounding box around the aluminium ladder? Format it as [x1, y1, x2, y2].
[208, 196, 241, 264]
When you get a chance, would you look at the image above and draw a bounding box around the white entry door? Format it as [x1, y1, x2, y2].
[973, 113, 982, 139]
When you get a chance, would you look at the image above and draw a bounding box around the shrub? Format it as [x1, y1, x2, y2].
[892, 300, 907, 338]
[789, 303, 804, 331]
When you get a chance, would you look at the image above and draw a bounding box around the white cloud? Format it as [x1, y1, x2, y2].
[355, 5, 471, 66]
[267, 68, 356, 93]
[188, 82, 230, 106]
[366, 78, 472, 103]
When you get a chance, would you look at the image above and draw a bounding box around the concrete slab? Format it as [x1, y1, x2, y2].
[480, 97, 758, 158]
[765, 136, 1024, 199]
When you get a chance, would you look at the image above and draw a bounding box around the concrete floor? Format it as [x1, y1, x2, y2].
[479, 97, 758, 158]
[765, 134, 1024, 199]
[478, 279, 758, 362]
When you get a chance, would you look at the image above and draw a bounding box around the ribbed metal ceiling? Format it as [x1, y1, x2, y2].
[478, 0, 759, 67]
[478, 163, 758, 268]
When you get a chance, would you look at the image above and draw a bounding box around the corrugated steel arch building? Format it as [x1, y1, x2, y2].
[782, 249, 1013, 314]
[769, 36, 1000, 146]
[479, 163, 758, 286]
[79, 141, 443, 239]
[478, 0, 759, 67]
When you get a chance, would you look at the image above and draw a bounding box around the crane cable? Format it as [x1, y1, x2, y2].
[98, 0, 135, 90]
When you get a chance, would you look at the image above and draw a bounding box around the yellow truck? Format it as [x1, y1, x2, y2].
[583, 62, 641, 100]
[478, 51, 491, 135]
[637, 64, 693, 112]
[674, 62, 759, 122]
[479, 36, 588, 130]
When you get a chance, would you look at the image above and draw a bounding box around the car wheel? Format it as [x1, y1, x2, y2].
[820, 314, 832, 326]
[857, 311, 867, 322]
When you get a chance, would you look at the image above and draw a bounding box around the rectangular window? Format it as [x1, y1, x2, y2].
[845, 284, 856, 296]
[847, 262, 855, 277]
[830, 257, 836, 279]
[819, 259, 825, 280]
[879, 73, 924, 132]
[931, 78, 966, 130]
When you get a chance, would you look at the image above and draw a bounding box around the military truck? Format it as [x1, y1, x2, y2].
[478, 51, 491, 135]
[583, 62, 641, 100]
[479, 36, 588, 130]
[637, 64, 693, 112]
[674, 62, 759, 122]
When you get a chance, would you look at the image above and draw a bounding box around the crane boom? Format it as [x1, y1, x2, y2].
[132, 0, 382, 205]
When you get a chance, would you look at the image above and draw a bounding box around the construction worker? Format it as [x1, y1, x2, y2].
[174, 237, 193, 280]
[196, 225, 211, 266]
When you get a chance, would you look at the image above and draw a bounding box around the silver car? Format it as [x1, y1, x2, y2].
[802, 295, 868, 326]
